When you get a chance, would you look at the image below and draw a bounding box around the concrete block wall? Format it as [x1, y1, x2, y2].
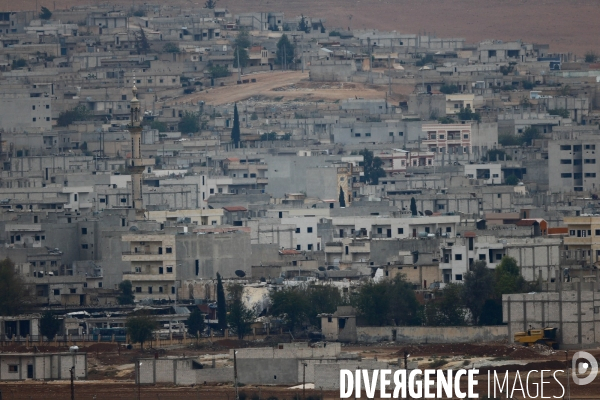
[195, 367, 233, 383]
[355, 326, 508, 344]
[155, 359, 175, 383]
[503, 289, 600, 348]
[237, 358, 298, 385]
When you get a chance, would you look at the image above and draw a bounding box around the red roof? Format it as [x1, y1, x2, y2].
[223, 206, 248, 212]
[463, 231, 476, 238]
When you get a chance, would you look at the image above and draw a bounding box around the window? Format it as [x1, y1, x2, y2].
[463, 134, 469, 139]
[122, 95, 127, 100]
[399, 132, 404, 136]
[70, 288, 76, 294]
[148, 287, 153, 294]
[8, 365, 18, 373]
[365, 133, 371, 137]
[171, 287, 175, 294]
[81, 244, 88, 249]
[438, 204, 445, 210]
[479, 254, 486, 260]
[496, 254, 503, 260]
[159, 286, 163, 293]
[455, 254, 463, 260]
[560, 159, 572, 164]
[135, 287, 142, 293]
[33, 117, 36, 122]
[32, 105, 36, 110]
[377, 228, 382, 234]
[561, 173, 572, 178]
[53, 289, 60, 295]
[166, 247, 172, 253]
[98, 282, 103, 288]
[295, 228, 300, 233]
[439, 135, 445, 139]
[81, 227, 87, 234]
[585, 173, 597, 178]
[570, 230, 575, 236]
[355, 133, 361, 137]
[446, 227, 451, 233]
[560, 145, 572, 150]
[159, 267, 164, 274]
[585, 159, 597, 164]
[166, 266, 173, 273]
[307, 227, 313, 233]
[455, 274, 463, 281]
[307, 244, 313, 250]
[296, 245, 301, 250]
[389, 132, 394, 137]
[398, 228, 404, 234]
[492, 174, 499, 178]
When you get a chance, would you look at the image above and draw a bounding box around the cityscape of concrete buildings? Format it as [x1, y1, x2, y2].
[1, 2, 600, 396]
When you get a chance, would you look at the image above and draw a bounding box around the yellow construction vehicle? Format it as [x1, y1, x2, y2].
[514, 327, 559, 349]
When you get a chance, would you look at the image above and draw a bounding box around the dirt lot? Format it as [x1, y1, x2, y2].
[4, 0, 599, 55]
[166, 71, 394, 106]
[3, 341, 600, 399]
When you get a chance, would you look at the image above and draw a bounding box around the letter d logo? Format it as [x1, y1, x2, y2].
[572, 351, 598, 385]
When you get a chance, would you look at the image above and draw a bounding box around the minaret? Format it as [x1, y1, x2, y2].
[128, 82, 146, 219]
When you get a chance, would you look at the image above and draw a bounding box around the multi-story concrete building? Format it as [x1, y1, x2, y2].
[563, 216, 600, 265]
[548, 139, 600, 192]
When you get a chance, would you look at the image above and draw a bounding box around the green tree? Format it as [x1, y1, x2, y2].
[270, 287, 309, 332]
[462, 261, 495, 325]
[522, 126, 540, 146]
[298, 15, 309, 33]
[233, 30, 250, 68]
[276, 34, 295, 67]
[148, 120, 168, 132]
[187, 308, 206, 338]
[585, 51, 598, 63]
[178, 111, 200, 135]
[208, 65, 230, 78]
[163, 43, 180, 53]
[227, 284, 255, 340]
[231, 103, 240, 147]
[0, 258, 27, 316]
[117, 280, 135, 305]
[457, 106, 481, 122]
[505, 175, 519, 186]
[39, 311, 62, 340]
[216, 273, 227, 331]
[359, 149, 386, 184]
[305, 285, 344, 327]
[11, 59, 27, 69]
[135, 25, 150, 55]
[425, 284, 467, 326]
[548, 108, 570, 119]
[204, 0, 217, 9]
[39, 6, 52, 20]
[57, 105, 90, 127]
[410, 197, 418, 216]
[339, 186, 346, 207]
[494, 256, 526, 298]
[439, 84, 459, 94]
[126, 314, 157, 349]
[352, 276, 421, 326]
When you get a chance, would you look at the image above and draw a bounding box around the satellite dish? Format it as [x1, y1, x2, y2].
[318, 266, 326, 271]
[234, 270, 246, 277]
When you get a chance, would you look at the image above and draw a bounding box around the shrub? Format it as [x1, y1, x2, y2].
[429, 359, 449, 369]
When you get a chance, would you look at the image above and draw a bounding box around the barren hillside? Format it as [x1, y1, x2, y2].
[3, 0, 599, 55]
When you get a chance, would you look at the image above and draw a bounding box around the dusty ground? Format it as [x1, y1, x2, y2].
[4, 0, 599, 55]
[3, 341, 600, 399]
[166, 71, 394, 106]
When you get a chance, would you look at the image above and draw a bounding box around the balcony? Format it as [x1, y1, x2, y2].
[123, 272, 176, 282]
[563, 236, 593, 246]
[122, 252, 175, 261]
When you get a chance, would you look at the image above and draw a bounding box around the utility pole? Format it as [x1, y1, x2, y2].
[301, 41, 305, 73]
[302, 362, 307, 400]
[236, 46, 241, 82]
[70, 366, 75, 400]
[233, 350, 239, 400]
[367, 37, 372, 84]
